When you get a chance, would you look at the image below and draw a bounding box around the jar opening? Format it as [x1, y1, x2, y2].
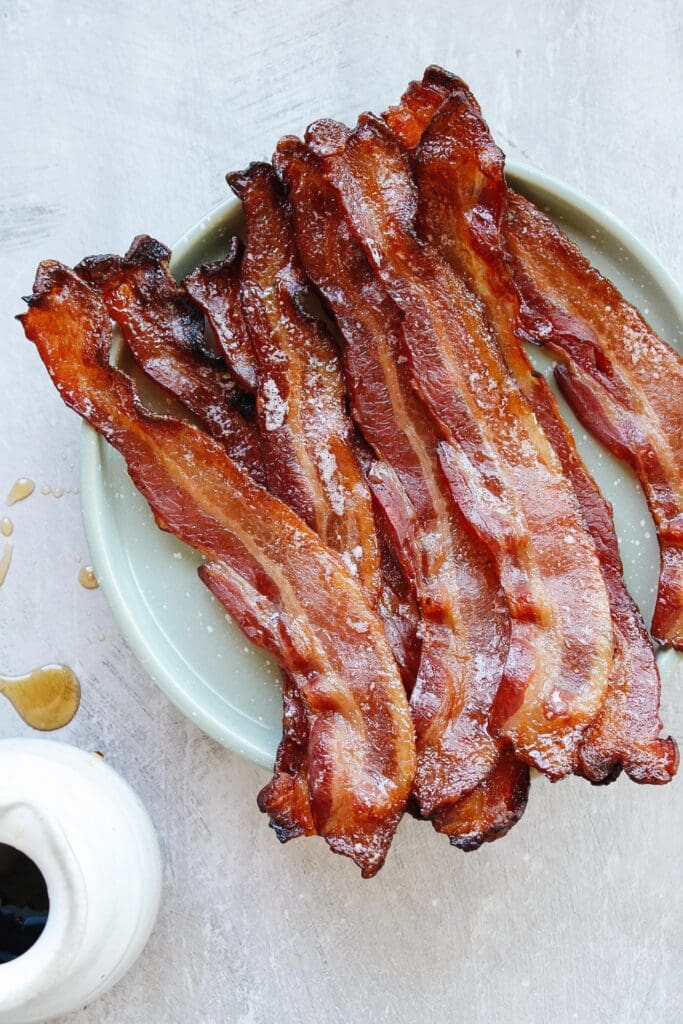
[0, 842, 49, 963]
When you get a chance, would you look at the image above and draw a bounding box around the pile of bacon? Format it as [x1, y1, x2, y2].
[20, 67, 681, 877]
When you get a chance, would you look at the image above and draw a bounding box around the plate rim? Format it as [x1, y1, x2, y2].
[79, 159, 683, 766]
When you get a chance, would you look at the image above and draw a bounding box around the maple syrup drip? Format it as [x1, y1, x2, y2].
[78, 565, 99, 590]
[0, 544, 13, 587]
[0, 517, 12, 537]
[0, 665, 81, 731]
[6, 479, 35, 506]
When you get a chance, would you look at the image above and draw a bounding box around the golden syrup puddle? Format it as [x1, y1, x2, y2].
[0, 481, 83, 730]
[78, 565, 99, 590]
[0, 665, 81, 731]
[6, 479, 35, 506]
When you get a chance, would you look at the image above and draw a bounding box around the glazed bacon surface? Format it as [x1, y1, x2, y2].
[227, 162, 381, 595]
[184, 238, 259, 392]
[399, 75, 677, 784]
[21, 264, 416, 877]
[276, 136, 517, 835]
[225, 160, 418, 842]
[78, 235, 318, 840]
[504, 197, 683, 650]
[307, 115, 615, 780]
[76, 235, 266, 487]
[388, 65, 683, 651]
[78, 210, 418, 850]
[431, 748, 530, 850]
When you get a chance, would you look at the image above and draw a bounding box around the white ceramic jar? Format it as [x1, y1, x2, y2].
[0, 738, 162, 1023]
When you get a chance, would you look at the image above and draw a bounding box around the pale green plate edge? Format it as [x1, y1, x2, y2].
[79, 161, 683, 768]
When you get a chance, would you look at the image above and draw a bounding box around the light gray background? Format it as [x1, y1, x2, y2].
[1, 1, 681, 1022]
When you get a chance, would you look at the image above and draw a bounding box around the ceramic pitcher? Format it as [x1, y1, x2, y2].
[0, 738, 162, 1023]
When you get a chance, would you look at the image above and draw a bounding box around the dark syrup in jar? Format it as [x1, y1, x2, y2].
[0, 843, 49, 962]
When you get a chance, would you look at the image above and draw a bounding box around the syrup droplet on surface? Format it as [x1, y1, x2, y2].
[0, 665, 81, 731]
[53, 488, 64, 499]
[6, 479, 34, 506]
[40, 485, 51, 495]
[0, 518, 12, 537]
[78, 565, 99, 590]
[0, 544, 13, 587]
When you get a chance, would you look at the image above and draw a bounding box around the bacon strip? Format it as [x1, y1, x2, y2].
[227, 162, 382, 596]
[410, 83, 677, 783]
[77, 235, 266, 486]
[385, 72, 532, 835]
[20, 263, 415, 877]
[390, 66, 683, 650]
[184, 237, 259, 393]
[83, 222, 412, 844]
[225, 160, 418, 837]
[307, 115, 614, 780]
[77, 234, 317, 838]
[431, 748, 530, 850]
[276, 136, 515, 829]
[503, 196, 683, 649]
[384, 67, 479, 149]
[385, 71, 534, 836]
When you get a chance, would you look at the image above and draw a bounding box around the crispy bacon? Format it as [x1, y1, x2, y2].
[78, 234, 317, 836]
[411, 86, 677, 783]
[276, 136, 517, 830]
[20, 263, 415, 877]
[77, 235, 266, 486]
[388, 66, 683, 650]
[227, 162, 382, 598]
[224, 160, 419, 838]
[385, 70, 534, 832]
[384, 67, 479, 149]
[431, 749, 529, 850]
[503, 196, 683, 649]
[184, 238, 259, 393]
[307, 114, 614, 780]
[256, 480, 419, 841]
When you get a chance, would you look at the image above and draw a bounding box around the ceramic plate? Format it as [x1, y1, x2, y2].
[80, 162, 683, 769]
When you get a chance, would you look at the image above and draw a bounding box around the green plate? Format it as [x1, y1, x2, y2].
[80, 162, 683, 769]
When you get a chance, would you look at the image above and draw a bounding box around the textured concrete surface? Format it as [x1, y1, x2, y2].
[1, 1, 681, 1021]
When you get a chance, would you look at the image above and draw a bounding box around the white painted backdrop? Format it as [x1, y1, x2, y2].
[1, 1, 681, 1021]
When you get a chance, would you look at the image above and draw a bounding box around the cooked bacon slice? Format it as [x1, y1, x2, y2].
[222, 162, 420, 841]
[503, 196, 683, 649]
[386, 78, 536, 840]
[307, 115, 614, 780]
[385, 70, 534, 831]
[184, 238, 259, 393]
[411, 87, 677, 784]
[431, 748, 529, 850]
[384, 66, 479, 149]
[226, 162, 382, 598]
[224, 162, 417, 837]
[276, 136, 515, 826]
[77, 235, 266, 487]
[20, 263, 416, 877]
[78, 235, 318, 835]
[389, 66, 683, 650]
